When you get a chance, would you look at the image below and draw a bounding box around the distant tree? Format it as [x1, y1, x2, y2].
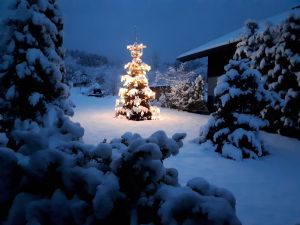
[199, 59, 268, 160]
[67, 49, 108, 67]
[77, 52, 108, 67]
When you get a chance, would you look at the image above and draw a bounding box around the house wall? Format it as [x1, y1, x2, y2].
[208, 76, 218, 96]
[206, 44, 236, 112]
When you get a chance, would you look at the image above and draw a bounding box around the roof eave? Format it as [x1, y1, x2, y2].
[177, 40, 240, 62]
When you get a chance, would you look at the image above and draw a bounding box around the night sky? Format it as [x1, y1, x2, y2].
[1, 0, 299, 62]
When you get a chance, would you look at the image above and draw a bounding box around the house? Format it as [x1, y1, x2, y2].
[177, 6, 300, 112]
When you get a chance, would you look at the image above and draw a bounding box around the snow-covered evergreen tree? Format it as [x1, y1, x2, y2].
[251, 26, 276, 75]
[248, 26, 282, 134]
[244, 15, 300, 138]
[234, 20, 284, 135]
[238, 20, 290, 135]
[272, 14, 300, 138]
[199, 59, 268, 160]
[234, 20, 260, 61]
[0, 0, 83, 149]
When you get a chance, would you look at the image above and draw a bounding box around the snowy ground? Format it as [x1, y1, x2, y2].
[71, 88, 300, 225]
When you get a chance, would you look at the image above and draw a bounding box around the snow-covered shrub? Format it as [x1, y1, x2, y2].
[168, 75, 207, 112]
[82, 83, 104, 97]
[199, 59, 268, 160]
[154, 64, 207, 112]
[65, 50, 121, 95]
[151, 92, 168, 107]
[0, 0, 83, 149]
[154, 63, 198, 87]
[0, 130, 241, 225]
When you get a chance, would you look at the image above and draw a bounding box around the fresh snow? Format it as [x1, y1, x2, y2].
[28, 92, 43, 106]
[222, 143, 243, 161]
[71, 88, 204, 143]
[5, 85, 16, 100]
[71, 87, 300, 225]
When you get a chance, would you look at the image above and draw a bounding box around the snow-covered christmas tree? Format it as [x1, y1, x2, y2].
[0, 0, 83, 149]
[115, 43, 160, 121]
[199, 59, 268, 160]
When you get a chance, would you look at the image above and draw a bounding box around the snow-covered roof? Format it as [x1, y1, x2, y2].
[177, 7, 300, 61]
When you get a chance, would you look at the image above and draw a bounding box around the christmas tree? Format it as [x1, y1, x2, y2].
[115, 43, 160, 120]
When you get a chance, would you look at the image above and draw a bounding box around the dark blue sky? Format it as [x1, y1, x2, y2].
[59, 0, 298, 63]
[1, 0, 299, 62]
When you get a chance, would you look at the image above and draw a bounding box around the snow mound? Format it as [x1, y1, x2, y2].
[0, 130, 241, 224]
